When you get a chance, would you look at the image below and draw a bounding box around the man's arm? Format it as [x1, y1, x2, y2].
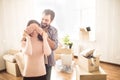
[47, 27, 58, 50]
[47, 37, 57, 50]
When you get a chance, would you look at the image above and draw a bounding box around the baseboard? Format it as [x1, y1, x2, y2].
[0, 69, 6, 72]
[100, 61, 120, 66]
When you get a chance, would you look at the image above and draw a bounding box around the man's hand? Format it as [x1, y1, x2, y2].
[25, 23, 37, 35]
[35, 25, 44, 36]
[25, 23, 44, 36]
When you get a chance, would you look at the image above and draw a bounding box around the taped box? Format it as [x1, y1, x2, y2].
[54, 47, 73, 60]
[78, 55, 99, 72]
[5, 61, 21, 76]
[76, 65, 107, 80]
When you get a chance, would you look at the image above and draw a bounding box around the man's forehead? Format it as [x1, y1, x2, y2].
[42, 14, 51, 18]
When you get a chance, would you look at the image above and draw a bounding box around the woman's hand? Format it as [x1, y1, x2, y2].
[23, 31, 31, 41]
[21, 31, 31, 50]
[42, 31, 48, 40]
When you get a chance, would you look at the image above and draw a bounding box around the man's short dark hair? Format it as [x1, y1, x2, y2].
[43, 9, 55, 21]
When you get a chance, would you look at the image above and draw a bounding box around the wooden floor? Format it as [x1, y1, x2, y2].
[0, 62, 120, 80]
[100, 62, 120, 80]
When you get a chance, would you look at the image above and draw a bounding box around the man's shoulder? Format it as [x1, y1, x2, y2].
[49, 25, 57, 31]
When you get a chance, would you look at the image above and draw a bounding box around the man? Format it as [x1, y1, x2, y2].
[40, 9, 58, 80]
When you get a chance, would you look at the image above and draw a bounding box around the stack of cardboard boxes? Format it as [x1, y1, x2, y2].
[76, 54, 107, 80]
[3, 49, 21, 76]
[76, 28, 107, 80]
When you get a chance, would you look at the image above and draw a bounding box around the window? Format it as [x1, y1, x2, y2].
[33, 0, 96, 41]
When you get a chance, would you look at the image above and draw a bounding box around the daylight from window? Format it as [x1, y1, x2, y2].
[33, 0, 96, 41]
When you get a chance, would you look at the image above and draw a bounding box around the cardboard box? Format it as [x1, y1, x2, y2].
[5, 61, 21, 76]
[76, 65, 107, 80]
[54, 47, 73, 54]
[54, 47, 73, 60]
[78, 55, 99, 72]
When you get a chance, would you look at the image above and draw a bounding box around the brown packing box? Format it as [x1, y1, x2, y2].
[54, 47, 73, 54]
[76, 65, 107, 80]
[78, 55, 99, 72]
[5, 61, 21, 77]
[54, 47, 73, 60]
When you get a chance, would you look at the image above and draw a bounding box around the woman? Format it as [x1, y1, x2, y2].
[21, 20, 51, 80]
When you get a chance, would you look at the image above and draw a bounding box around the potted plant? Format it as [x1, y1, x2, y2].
[62, 35, 73, 49]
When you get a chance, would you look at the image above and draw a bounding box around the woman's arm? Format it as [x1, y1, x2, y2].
[21, 31, 32, 55]
[43, 31, 51, 56]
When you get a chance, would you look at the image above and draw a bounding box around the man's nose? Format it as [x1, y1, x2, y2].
[42, 19, 46, 23]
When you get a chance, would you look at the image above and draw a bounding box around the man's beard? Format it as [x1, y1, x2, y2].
[41, 22, 49, 28]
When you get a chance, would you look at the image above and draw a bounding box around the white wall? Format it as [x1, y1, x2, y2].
[96, 0, 120, 64]
[0, 0, 35, 70]
[0, 0, 36, 50]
